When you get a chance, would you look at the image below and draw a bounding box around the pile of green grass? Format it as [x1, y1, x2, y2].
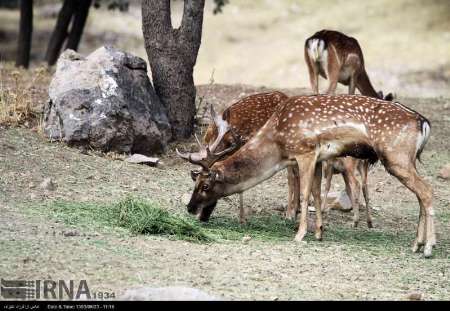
[44, 197, 212, 242]
[39, 196, 297, 243]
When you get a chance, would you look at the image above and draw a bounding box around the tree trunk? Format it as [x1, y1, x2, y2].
[66, 0, 92, 51]
[15, 0, 33, 68]
[142, 0, 205, 140]
[45, 0, 77, 66]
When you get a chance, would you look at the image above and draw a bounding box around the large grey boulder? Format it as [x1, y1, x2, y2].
[43, 46, 171, 155]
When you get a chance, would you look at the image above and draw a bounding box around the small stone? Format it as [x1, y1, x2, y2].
[438, 164, 450, 180]
[63, 230, 80, 237]
[407, 292, 423, 301]
[125, 154, 159, 166]
[242, 236, 252, 243]
[39, 178, 56, 191]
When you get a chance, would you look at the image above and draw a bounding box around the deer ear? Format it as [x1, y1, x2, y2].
[222, 108, 231, 122]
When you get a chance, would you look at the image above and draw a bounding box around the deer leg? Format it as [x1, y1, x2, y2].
[286, 166, 299, 220]
[384, 159, 435, 257]
[359, 160, 373, 228]
[348, 74, 356, 95]
[342, 170, 360, 228]
[305, 49, 319, 94]
[321, 160, 334, 213]
[238, 192, 248, 224]
[311, 161, 323, 240]
[294, 153, 317, 242]
[326, 46, 340, 95]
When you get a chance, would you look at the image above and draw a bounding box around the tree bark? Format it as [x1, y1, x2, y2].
[142, 0, 205, 140]
[66, 0, 92, 51]
[45, 0, 77, 66]
[15, 0, 33, 68]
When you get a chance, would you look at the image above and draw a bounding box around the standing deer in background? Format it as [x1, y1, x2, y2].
[305, 29, 393, 100]
[184, 95, 434, 257]
[177, 91, 295, 223]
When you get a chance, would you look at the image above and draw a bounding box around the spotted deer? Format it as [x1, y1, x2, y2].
[305, 29, 393, 100]
[177, 91, 293, 223]
[184, 94, 434, 257]
[179, 91, 374, 227]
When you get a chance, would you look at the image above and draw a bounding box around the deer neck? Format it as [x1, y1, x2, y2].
[213, 135, 290, 196]
[356, 70, 379, 98]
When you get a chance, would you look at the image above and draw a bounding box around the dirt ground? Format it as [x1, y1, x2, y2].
[1, 84, 449, 300]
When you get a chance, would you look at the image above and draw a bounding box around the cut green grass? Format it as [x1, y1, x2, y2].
[34, 196, 298, 243]
[39, 197, 212, 243]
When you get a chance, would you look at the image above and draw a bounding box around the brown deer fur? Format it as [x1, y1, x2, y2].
[305, 30, 392, 100]
[185, 95, 434, 258]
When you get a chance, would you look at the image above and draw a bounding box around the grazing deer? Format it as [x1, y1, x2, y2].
[177, 91, 294, 223]
[180, 91, 374, 228]
[305, 29, 393, 100]
[184, 95, 434, 257]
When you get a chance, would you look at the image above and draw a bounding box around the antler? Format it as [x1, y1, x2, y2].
[176, 104, 241, 169]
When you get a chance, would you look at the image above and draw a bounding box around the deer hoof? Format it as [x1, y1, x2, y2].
[423, 244, 433, 258]
[412, 240, 423, 253]
[294, 231, 307, 242]
[367, 221, 373, 229]
[352, 221, 359, 228]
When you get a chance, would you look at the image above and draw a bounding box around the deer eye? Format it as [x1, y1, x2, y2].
[202, 184, 210, 192]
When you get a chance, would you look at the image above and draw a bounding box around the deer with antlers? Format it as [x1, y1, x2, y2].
[177, 91, 293, 223]
[180, 91, 376, 228]
[183, 94, 434, 257]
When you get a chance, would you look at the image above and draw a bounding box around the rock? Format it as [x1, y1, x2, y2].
[120, 287, 218, 301]
[43, 46, 171, 155]
[330, 191, 352, 212]
[242, 236, 252, 243]
[63, 230, 80, 237]
[39, 178, 56, 191]
[438, 164, 450, 180]
[407, 292, 423, 301]
[125, 154, 159, 166]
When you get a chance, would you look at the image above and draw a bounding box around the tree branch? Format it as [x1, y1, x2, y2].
[142, 0, 173, 45]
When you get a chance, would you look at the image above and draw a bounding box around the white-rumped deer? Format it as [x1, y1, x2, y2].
[184, 95, 434, 257]
[305, 29, 393, 100]
[177, 91, 293, 223]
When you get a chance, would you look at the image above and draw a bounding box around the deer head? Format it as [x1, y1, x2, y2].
[177, 104, 241, 221]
